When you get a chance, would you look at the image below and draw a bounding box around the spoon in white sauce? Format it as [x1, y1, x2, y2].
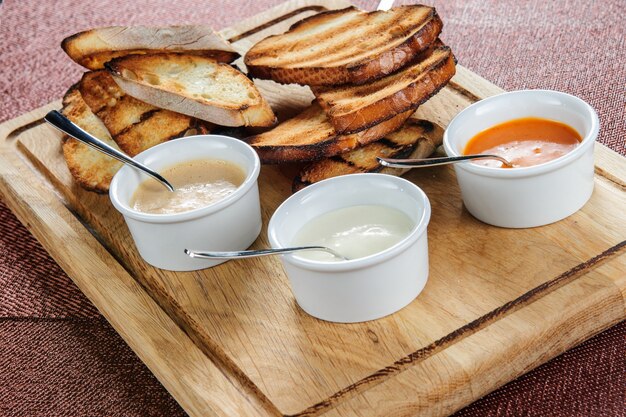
[184, 247, 350, 261]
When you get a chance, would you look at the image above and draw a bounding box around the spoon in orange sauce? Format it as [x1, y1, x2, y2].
[378, 117, 580, 169]
[377, 153, 513, 168]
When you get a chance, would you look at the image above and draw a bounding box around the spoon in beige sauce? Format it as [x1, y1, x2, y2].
[44, 110, 176, 192]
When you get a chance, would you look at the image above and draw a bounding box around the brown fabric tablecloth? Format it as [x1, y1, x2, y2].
[0, 1, 624, 416]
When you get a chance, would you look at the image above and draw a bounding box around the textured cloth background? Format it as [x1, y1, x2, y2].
[0, 0, 624, 416]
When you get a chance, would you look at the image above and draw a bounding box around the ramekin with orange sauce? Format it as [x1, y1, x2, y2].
[443, 90, 599, 228]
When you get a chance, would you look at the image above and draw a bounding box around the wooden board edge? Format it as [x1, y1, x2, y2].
[448, 65, 505, 100]
[290, 243, 626, 416]
[0, 149, 279, 417]
[0, 1, 623, 412]
[3, 101, 625, 417]
[318, 253, 626, 417]
[594, 143, 626, 187]
[0, 100, 61, 143]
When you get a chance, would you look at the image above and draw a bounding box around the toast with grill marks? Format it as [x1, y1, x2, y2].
[62, 25, 239, 70]
[106, 53, 276, 127]
[78, 70, 212, 156]
[312, 46, 455, 134]
[245, 5, 442, 86]
[293, 119, 444, 191]
[60, 85, 123, 193]
[246, 103, 414, 164]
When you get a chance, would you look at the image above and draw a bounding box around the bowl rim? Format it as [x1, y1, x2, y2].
[109, 134, 261, 223]
[442, 89, 599, 178]
[267, 173, 431, 272]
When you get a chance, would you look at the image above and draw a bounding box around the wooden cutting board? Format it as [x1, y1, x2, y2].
[0, 1, 624, 416]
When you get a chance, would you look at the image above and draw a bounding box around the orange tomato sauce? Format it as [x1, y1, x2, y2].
[463, 117, 582, 168]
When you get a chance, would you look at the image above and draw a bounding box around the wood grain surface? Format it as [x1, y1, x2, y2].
[0, 1, 624, 416]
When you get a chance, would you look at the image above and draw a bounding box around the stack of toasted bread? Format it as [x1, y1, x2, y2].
[57, 6, 454, 194]
[59, 25, 276, 192]
[244, 5, 455, 190]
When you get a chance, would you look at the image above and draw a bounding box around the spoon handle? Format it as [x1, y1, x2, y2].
[376, 0, 395, 10]
[377, 154, 512, 168]
[185, 247, 349, 261]
[44, 110, 175, 192]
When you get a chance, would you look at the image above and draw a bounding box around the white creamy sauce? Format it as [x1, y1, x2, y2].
[291, 205, 414, 262]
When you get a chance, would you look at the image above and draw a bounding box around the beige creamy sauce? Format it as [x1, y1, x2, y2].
[292, 205, 415, 262]
[131, 159, 246, 214]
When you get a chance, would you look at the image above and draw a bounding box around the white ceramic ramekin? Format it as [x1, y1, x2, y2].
[109, 135, 262, 271]
[443, 90, 599, 228]
[268, 173, 431, 323]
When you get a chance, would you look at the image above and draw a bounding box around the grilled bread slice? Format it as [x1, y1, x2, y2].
[246, 102, 413, 164]
[62, 25, 239, 70]
[244, 5, 442, 86]
[78, 70, 212, 156]
[312, 46, 455, 134]
[61, 85, 123, 193]
[106, 53, 276, 127]
[293, 118, 443, 191]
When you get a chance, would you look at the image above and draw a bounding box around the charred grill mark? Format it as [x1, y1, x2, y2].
[410, 119, 435, 133]
[253, 139, 334, 164]
[308, 10, 411, 67]
[377, 138, 403, 149]
[228, 6, 328, 43]
[332, 56, 453, 135]
[294, 134, 423, 192]
[294, 241, 626, 417]
[347, 13, 442, 80]
[331, 47, 451, 100]
[114, 109, 160, 137]
[249, 7, 438, 70]
[260, 16, 373, 67]
[163, 128, 192, 142]
[393, 143, 418, 160]
[292, 178, 311, 192]
[287, 6, 355, 32]
[330, 154, 348, 164]
[137, 109, 160, 124]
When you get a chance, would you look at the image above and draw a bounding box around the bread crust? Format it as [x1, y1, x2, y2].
[246, 103, 414, 163]
[62, 25, 239, 70]
[313, 47, 456, 134]
[78, 70, 212, 156]
[293, 119, 444, 191]
[245, 6, 442, 86]
[106, 53, 276, 127]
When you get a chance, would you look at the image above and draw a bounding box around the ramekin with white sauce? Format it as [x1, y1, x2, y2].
[268, 173, 431, 323]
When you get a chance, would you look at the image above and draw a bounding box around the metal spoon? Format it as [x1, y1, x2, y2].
[184, 247, 350, 261]
[377, 154, 513, 168]
[376, 0, 395, 11]
[44, 110, 175, 192]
